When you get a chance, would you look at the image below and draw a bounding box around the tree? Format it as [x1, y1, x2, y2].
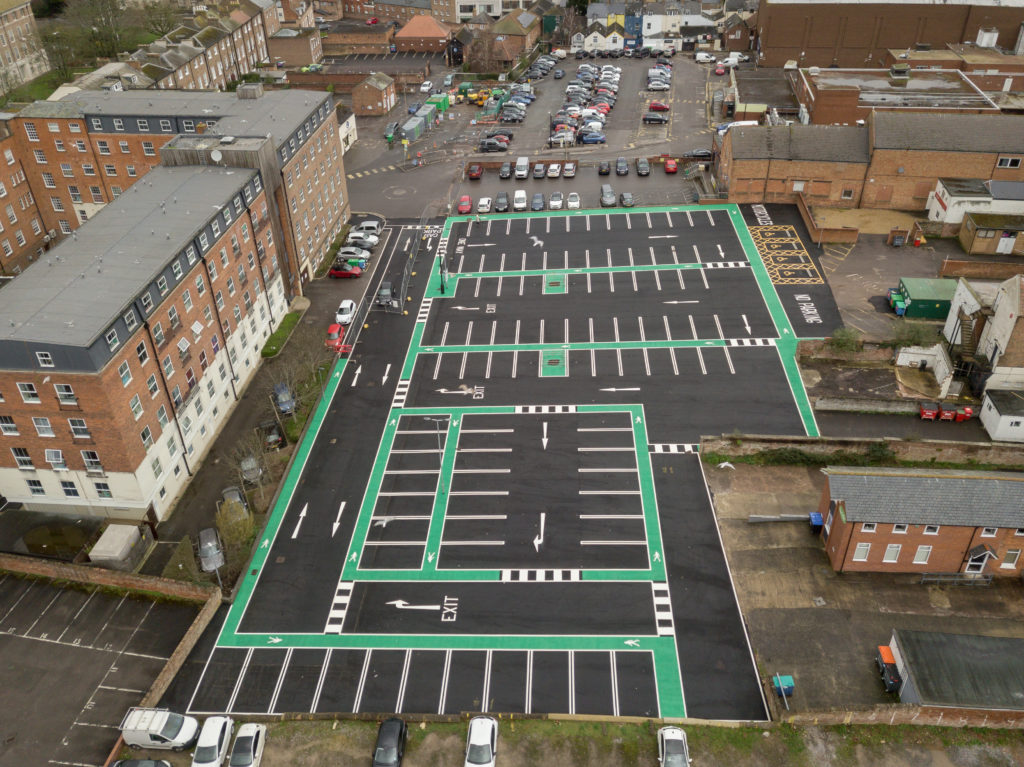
[466, 31, 504, 74]
[136, 0, 180, 39]
[63, 0, 128, 59]
[559, 7, 584, 45]
[37, 20, 78, 83]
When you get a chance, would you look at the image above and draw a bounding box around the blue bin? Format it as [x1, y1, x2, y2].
[772, 674, 795, 697]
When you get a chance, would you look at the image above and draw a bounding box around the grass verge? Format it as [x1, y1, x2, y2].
[261, 311, 301, 357]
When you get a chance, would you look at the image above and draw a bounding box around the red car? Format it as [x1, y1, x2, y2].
[325, 323, 346, 352]
[366, 16, 379, 23]
[328, 262, 363, 279]
[467, 163, 483, 179]
[714, 65, 726, 75]
[649, 101, 670, 112]
[456, 195, 472, 214]
[664, 158, 678, 174]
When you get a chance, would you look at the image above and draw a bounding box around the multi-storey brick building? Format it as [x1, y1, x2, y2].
[0, 117, 50, 277]
[0, 0, 49, 95]
[5, 87, 350, 292]
[819, 467, 1024, 577]
[0, 165, 289, 523]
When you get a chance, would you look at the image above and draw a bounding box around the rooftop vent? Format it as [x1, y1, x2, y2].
[890, 62, 910, 79]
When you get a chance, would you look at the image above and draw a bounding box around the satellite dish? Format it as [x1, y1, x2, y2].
[210, 149, 223, 162]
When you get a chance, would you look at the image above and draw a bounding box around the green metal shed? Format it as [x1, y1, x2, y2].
[897, 277, 957, 319]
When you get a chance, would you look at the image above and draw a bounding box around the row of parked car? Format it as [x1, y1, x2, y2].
[118, 708, 263, 767]
[549, 62, 625, 146]
[493, 82, 538, 126]
[646, 56, 674, 93]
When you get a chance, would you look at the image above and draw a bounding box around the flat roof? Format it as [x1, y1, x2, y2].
[736, 68, 799, 110]
[321, 52, 443, 74]
[939, 177, 990, 197]
[873, 112, 1024, 153]
[967, 212, 1024, 230]
[0, 166, 257, 347]
[895, 629, 1024, 711]
[985, 389, 1024, 417]
[803, 68, 997, 111]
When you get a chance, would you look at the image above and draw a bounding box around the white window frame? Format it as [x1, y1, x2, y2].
[883, 543, 901, 563]
[981, 527, 998, 538]
[892, 523, 908, 534]
[1001, 549, 1021, 569]
[852, 542, 870, 562]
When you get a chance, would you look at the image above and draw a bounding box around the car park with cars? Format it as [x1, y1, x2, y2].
[598, 160, 611, 175]
[467, 164, 483, 179]
[464, 716, 498, 767]
[567, 191, 581, 209]
[549, 190, 564, 210]
[649, 101, 670, 111]
[579, 132, 606, 143]
[664, 158, 678, 173]
[620, 191, 636, 207]
[636, 157, 650, 175]
[513, 189, 528, 210]
[600, 183, 616, 207]
[615, 157, 629, 175]
[495, 191, 510, 212]
[273, 383, 296, 415]
[547, 163, 562, 178]
[227, 723, 265, 767]
[479, 138, 507, 152]
[563, 161, 577, 177]
[346, 232, 378, 249]
[498, 162, 512, 178]
[532, 162, 546, 179]
[684, 148, 715, 159]
[657, 726, 691, 767]
[325, 323, 346, 353]
[530, 192, 545, 211]
[648, 80, 670, 91]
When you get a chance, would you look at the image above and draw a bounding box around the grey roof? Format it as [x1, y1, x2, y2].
[377, 0, 430, 8]
[362, 72, 395, 90]
[988, 181, 1024, 201]
[0, 166, 257, 347]
[730, 125, 870, 163]
[872, 113, 1024, 154]
[938, 177, 990, 197]
[22, 90, 330, 153]
[825, 466, 1024, 528]
[985, 389, 1024, 417]
[895, 630, 1024, 711]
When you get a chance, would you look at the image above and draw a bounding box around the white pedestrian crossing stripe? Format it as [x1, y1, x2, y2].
[392, 380, 411, 408]
[416, 297, 433, 324]
[652, 583, 674, 636]
[516, 405, 577, 414]
[727, 338, 775, 347]
[324, 581, 355, 633]
[650, 443, 699, 454]
[501, 569, 581, 582]
[704, 261, 748, 269]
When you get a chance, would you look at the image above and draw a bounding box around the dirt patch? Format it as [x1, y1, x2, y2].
[811, 208, 922, 236]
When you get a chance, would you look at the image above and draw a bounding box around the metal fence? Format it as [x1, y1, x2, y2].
[919, 572, 993, 586]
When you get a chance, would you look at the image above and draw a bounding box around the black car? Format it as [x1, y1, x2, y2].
[478, 138, 507, 152]
[636, 157, 650, 176]
[620, 191, 636, 207]
[598, 160, 611, 175]
[683, 148, 714, 159]
[575, 49, 586, 58]
[643, 112, 669, 124]
[498, 162, 512, 179]
[495, 191, 510, 212]
[500, 113, 523, 123]
[373, 718, 407, 767]
[530, 193, 545, 211]
[615, 157, 629, 175]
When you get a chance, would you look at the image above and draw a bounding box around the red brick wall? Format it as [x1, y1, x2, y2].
[0, 129, 49, 277]
[352, 82, 396, 114]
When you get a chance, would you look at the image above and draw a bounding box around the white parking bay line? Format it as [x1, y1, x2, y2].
[441, 540, 506, 546]
[577, 426, 632, 432]
[714, 313, 736, 374]
[377, 492, 435, 496]
[579, 513, 644, 519]
[689, 315, 707, 375]
[580, 539, 647, 545]
[578, 446, 635, 451]
[452, 469, 512, 475]
[664, 316, 679, 376]
[362, 541, 428, 546]
[579, 490, 641, 495]
[461, 428, 514, 433]
[449, 491, 510, 496]
[578, 468, 636, 473]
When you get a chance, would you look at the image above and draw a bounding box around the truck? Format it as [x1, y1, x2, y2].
[120, 707, 200, 750]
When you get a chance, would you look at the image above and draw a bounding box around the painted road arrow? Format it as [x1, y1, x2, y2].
[533, 512, 546, 552]
[742, 314, 751, 334]
[351, 365, 362, 387]
[382, 363, 391, 385]
[428, 552, 436, 563]
[373, 516, 392, 528]
[436, 387, 474, 395]
[452, 306, 480, 311]
[291, 503, 307, 539]
[332, 501, 346, 537]
[260, 539, 269, 549]
[530, 236, 544, 247]
[542, 421, 548, 450]
[386, 600, 441, 611]
[600, 387, 641, 392]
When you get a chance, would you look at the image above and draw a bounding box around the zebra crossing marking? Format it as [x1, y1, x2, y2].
[324, 581, 355, 633]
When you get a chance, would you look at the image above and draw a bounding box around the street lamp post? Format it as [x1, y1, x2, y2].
[424, 416, 449, 495]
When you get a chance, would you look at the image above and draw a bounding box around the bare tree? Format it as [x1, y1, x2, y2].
[559, 9, 584, 46]
[466, 31, 505, 74]
[224, 429, 268, 491]
[136, 0, 181, 38]
[37, 20, 78, 83]
[63, 0, 129, 59]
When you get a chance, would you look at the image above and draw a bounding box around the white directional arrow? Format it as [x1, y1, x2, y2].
[403, 237, 410, 249]
[529, 235, 544, 247]
[533, 512, 546, 552]
[332, 502, 346, 537]
[624, 639, 640, 647]
[423, 347, 435, 352]
[373, 516, 393, 528]
[742, 314, 751, 334]
[436, 387, 474, 395]
[428, 552, 436, 563]
[386, 599, 442, 611]
[382, 363, 391, 385]
[268, 636, 283, 644]
[783, 328, 791, 334]
[653, 551, 661, 562]
[260, 539, 269, 549]
[663, 300, 699, 305]
[291, 503, 307, 539]
[648, 235, 678, 239]
[542, 421, 549, 450]
[600, 387, 641, 392]
[452, 306, 480, 311]
[351, 365, 362, 387]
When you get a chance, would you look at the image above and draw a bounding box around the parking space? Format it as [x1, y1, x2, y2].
[0, 574, 197, 767]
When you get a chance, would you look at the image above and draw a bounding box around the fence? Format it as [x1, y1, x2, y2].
[920, 572, 993, 586]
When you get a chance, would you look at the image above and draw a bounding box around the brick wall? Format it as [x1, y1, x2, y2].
[862, 149, 1016, 210]
[352, 82, 397, 114]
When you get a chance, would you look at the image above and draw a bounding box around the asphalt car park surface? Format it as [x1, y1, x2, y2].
[170, 201, 843, 723]
[0, 574, 197, 767]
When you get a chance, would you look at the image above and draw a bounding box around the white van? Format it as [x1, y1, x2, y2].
[514, 156, 530, 179]
[716, 120, 759, 135]
[695, 51, 716, 63]
[120, 707, 200, 751]
[513, 190, 528, 211]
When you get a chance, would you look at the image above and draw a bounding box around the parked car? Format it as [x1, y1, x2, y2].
[532, 162, 546, 179]
[683, 148, 714, 159]
[549, 191, 564, 210]
[615, 157, 629, 175]
[366, 16, 379, 23]
[598, 160, 611, 175]
[273, 382, 296, 415]
[456, 195, 473, 214]
[328, 262, 362, 279]
[419, 81, 432, 93]
[336, 247, 370, 263]
[377, 281, 394, 306]
[566, 191, 581, 209]
[547, 163, 562, 178]
[191, 716, 233, 767]
[197, 528, 225, 573]
[477, 197, 493, 213]
[467, 163, 483, 179]
[649, 101, 670, 112]
[695, 51, 716, 63]
[664, 158, 678, 173]
[113, 761, 171, 767]
[620, 191, 636, 207]
[487, 129, 514, 139]
[464, 716, 498, 767]
[258, 420, 284, 450]
[240, 455, 262, 484]
[563, 161, 577, 177]
[600, 184, 616, 207]
[513, 189, 528, 211]
[498, 162, 512, 179]
[221, 485, 248, 513]
[227, 723, 266, 767]
[530, 192, 545, 211]
[553, 69, 564, 79]
[407, 102, 422, 114]
[657, 726, 691, 767]
[494, 191, 510, 212]
[636, 157, 650, 176]
[579, 132, 606, 144]
[372, 718, 407, 767]
[346, 232, 378, 249]
[479, 139, 507, 152]
[714, 65, 726, 75]
[325, 323, 346, 353]
[352, 219, 382, 236]
[648, 80, 670, 91]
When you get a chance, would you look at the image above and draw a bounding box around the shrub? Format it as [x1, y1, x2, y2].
[827, 326, 861, 352]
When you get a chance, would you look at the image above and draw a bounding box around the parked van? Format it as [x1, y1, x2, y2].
[647, 68, 670, 80]
[600, 184, 616, 207]
[513, 189, 528, 211]
[514, 156, 530, 179]
[120, 707, 200, 751]
[716, 120, 759, 135]
[694, 51, 716, 63]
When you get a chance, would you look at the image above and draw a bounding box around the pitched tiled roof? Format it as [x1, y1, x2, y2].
[362, 72, 395, 90]
[730, 125, 870, 163]
[825, 466, 1024, 528]
[395, 13, 451, 38]
[872, 113, 1024, 154]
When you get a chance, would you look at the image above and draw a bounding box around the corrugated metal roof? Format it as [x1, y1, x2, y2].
[872, 112, 1024, 154]
[825, 466, 1024, 527]
[730, 125, 870, 163]
[985, 389, 1024, 417]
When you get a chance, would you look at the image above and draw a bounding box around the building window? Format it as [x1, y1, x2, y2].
[24, 121, 38, 141]
[157, 405, 168, 427]
[981, 527, 998, 537]
[51, 197, 64, 212]
[893, 524, 907, 534]
[82, 163, 94, 176]
[127, 165, 137, 177]
[69, 418, 89, 438]
[60, 480, 79, 497]
[119, 140, 129, 153]
[913, 545, 932, 565]
[41, 172, 55, 188]
[26, 479, 44, 496]
[55, 384, 76, 404]
[141, 292, 153, 313]
[134, 342, 148, 367]
[883, 544, 901, 563]
[182, 289, 193, 312]
[152, 322, 165, 346]
[1002, 549, 1022, 569]
[163, 355, 174, 378]
[168, 305, 180, 329]
[853, 542, 870, 562]
[924, 525, 939, 535]
[997, 157, 1021, 169]
[81, 450, 102, 471]
[0, 415, 16, 435]
[97, 140, 110, 155]
[129, 394, 143, 420]
[36, 351, 54, 368]
[157, 276, 168, 295]
[1017, 529, 1024, 536]
[172, 260, 183, 280]
[118, 361, 132, 386]
[137, 119, 150, 132]
[105, 328, 119, 351]
[13, 447, 32, 468]
[151, 456, 163, 478]
[861, 523, 875, 533]
[140, 425, 153, 449]
[17, 382, 39, 403]
[142, 141, 155, 156]
[95, 482, 112, 498]
[124, 310, 138, 332]
[33, 417, 53, 437]
[45, 448, 65, 470]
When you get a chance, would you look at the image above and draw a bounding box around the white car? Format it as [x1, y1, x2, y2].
[335, 299, 356, 325]
[192, 716, 234, 767]
[464, 716, 498, 767]
[477, 196, 493, 213]
[549, 191, 564, 210]
[228, 723, 266, 767]
[657, 726, 691, 767]
[547, 163, 561, 178]
[648, 81, 671, 91]
[420, 81, 432, 93]
[566, 192, 581, 209]
[336, 246, 370, 261]
[346, 232, 379, 248]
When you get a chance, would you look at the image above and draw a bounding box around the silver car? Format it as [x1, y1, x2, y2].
[549, 191, 564, 210]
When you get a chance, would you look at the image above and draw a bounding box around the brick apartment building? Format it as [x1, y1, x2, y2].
[819, 467, 1024, 577]
[719, 112, 1024, 210]
[341, 0, 458, 25]
[3, 87, 350, 291]
[755, 0, 1024, 69]
[0, 118, 50, 277]
[128, 0, 278, 90]
[0, 165, 289, 523]
[0, 0, 49, 94]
